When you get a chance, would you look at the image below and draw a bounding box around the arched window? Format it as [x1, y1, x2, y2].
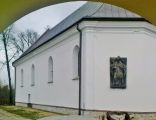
[48, 56, 53, 83]
[31, 64, 35, 86]
[21, 69, 24, 87]
[73, 45, 80, 80]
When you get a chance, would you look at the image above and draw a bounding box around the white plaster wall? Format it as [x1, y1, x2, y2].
[15, 27, 79, 108]
[81, 21, 156, 112]
[15, 20, 156, 112]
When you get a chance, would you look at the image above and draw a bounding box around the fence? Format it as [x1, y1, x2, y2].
[0, 98, 9, 105]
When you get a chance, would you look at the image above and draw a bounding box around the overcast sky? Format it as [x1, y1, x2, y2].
[14, 1, 86, 35]
[0, 1, 87, 84]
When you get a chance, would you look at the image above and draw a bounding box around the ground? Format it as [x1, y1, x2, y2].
[0, 108, 29, 120]
[0, 106, 97, 120]
[38, 115, 98, 120]
[0, 106, 58, 120]
[1, 106, 156, 120]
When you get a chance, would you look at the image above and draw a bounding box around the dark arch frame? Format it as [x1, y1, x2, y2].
[0, 0, 156, 31]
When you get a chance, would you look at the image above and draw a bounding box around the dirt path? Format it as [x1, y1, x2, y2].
[0, 109, 30, 120]
[38, 115, 98, 120]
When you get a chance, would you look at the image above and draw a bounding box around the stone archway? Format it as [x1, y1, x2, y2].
[0, 0, 156, 31]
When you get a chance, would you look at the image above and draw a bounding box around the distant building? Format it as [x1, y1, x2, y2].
[13, 2, 156, 114]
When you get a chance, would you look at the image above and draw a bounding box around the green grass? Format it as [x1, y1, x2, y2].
[0, 105, 60, 120]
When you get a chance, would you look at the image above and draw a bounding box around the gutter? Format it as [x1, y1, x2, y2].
[77, 24, 82, 115]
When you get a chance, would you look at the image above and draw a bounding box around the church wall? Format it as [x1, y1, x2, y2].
[80, 21, 156, 112]
[15, 20, 156, 113]
[15, 26, 80, 109]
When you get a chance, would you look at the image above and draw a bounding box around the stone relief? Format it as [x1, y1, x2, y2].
[110, 56, 127, 89]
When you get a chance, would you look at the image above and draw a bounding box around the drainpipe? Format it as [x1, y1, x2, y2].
[14, 67, 16, 105]
[77, 24, 82, 115]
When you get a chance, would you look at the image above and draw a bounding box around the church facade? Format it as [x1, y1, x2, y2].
[13, 2, 156, 114]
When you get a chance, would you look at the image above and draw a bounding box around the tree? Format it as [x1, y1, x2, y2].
[0, 78, 11, 105]
[0, 26, 14, 104]
[11, 29, 39, 54]
[0, 25, 39, 105]
[0, 26, 20, 70]
[0, 27, 39, 68]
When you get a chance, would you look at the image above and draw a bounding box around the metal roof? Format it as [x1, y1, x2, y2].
[13, 2, 143, 64]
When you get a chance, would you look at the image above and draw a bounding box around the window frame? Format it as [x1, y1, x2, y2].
[21, 69, 24, 87]
[48, 56, 53, 83]
[31, 64, 35, 86]
[72, 45, 80, 80]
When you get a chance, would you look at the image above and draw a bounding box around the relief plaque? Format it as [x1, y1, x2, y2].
[110, 56, 127, 89]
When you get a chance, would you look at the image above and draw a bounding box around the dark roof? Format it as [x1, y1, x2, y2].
[13, 2, 145, 65]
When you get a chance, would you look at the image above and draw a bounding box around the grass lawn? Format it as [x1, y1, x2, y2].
[0, 105, 62, 120]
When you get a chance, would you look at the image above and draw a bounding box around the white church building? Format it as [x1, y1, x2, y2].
[13, 2, 156, 114]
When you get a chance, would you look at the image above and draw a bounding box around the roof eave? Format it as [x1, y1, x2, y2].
[12, 17, 147, 66]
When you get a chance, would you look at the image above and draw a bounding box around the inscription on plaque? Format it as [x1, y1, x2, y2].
[110, 56, 127, 89]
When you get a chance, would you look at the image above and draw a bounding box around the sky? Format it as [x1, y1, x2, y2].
[0, 1, 87, 85]
[14, 1, 87, 35]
